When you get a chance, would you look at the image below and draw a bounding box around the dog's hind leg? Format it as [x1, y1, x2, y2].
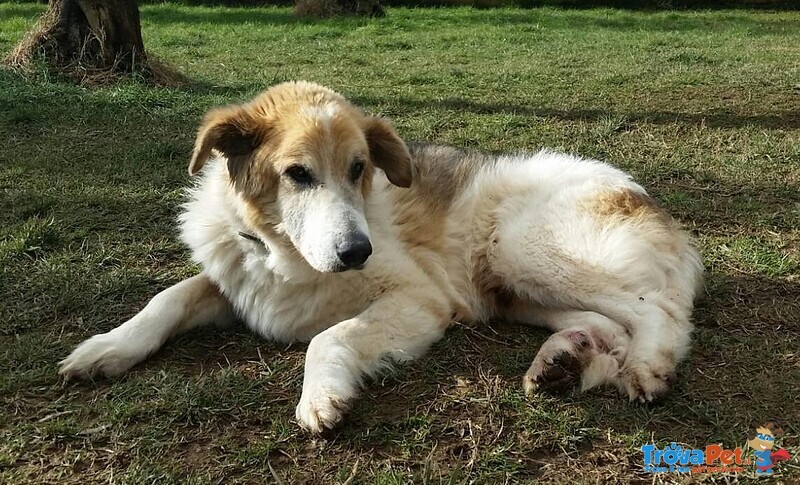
[494, 240, 694, 401]
[484, 199, 700, 402]
[521, 309, 631, 395]
[571, 292, 694, 401]
[59, 274, 233, 379]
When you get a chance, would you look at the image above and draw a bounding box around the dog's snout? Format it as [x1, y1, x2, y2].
[336, 234, 372, 269]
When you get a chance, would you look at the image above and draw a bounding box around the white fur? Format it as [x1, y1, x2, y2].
[290, 183, 370, 274]
[60, 146, 702, 431]
[301, 102, 338, 123]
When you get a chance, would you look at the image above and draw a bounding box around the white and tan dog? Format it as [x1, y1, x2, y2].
[59, 81, 703, 432]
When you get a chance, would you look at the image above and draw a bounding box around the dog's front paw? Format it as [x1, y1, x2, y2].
[617, 357, 674, 402]
[295, 386, 352, 433]
[295, 369, 358, 433]
[59, 332, 144, 379]
[296, 332, 363, 433]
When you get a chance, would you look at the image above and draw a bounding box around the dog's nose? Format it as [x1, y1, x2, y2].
[336, 234, 372, 269]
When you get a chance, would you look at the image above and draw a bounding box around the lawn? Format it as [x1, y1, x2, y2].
[1, 3, 799, 483]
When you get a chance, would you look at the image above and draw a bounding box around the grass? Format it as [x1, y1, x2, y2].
[1, 3, 799, 483]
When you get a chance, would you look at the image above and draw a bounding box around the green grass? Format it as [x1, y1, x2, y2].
[2, 3, 799, 483]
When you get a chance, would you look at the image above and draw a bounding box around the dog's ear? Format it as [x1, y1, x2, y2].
[364, 117, 412, 188]
[189, 105, 268, 186]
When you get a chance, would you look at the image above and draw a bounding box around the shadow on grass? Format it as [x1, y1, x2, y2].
[353, 94, 800, 130]
[446, 8, 800, 34]
[137, 5, 800, 39]
[54, 268, 799, 453]
[0, 3, 299, 26]
[143, 5, 300, 25]
[85, 270, 796, 477]
[5, 2, 798, 35]
[141, 4, 374, 27]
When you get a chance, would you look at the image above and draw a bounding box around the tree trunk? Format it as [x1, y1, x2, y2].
[4, 0, 179, 84]
[71, 0, 146, 71]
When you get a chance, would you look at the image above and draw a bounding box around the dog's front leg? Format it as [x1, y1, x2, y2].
[59, 274, 233, 379]
[295, 289, 450, 433]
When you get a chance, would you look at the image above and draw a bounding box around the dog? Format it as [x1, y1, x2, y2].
[59, 81, 703, 433]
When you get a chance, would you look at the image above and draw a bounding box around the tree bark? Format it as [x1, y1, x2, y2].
[6, 0, 149, 76]
[74, 0, 146, 71]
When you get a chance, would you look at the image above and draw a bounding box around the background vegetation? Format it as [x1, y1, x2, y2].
[6, 0, 800, 9]
[1, 3, 799, 482]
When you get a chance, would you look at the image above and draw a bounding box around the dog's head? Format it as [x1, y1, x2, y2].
[188, 81, 412, 273]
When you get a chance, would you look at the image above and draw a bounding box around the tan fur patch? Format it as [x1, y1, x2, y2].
[588, 188, 683, 255]
[590, 189, 672, 225]
[385, 144, 490, 321]
[388, 144, 488, 256]
[385, 145, 517, 319]
[595, 189, 650, 214]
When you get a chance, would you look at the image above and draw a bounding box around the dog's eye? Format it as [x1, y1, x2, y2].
[284, 165, 314, 186]
[350, 161, 365, 183]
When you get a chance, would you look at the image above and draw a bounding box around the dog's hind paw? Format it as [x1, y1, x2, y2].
[617, 359, 674, 403]
[524, 349, 583, 395]
[523, 328, 597, 395]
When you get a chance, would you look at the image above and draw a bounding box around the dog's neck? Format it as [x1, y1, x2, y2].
[238, 224, 333, 284]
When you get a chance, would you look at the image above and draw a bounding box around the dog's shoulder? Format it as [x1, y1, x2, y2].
[395, 142, 492, 207]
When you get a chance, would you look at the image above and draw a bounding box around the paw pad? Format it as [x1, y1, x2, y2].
[526, 351, 583, 394]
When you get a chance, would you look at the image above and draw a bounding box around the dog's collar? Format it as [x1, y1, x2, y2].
[238, 231, 266, 247]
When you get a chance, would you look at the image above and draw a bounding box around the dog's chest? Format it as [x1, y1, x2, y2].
[221, 249, 373, 342]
